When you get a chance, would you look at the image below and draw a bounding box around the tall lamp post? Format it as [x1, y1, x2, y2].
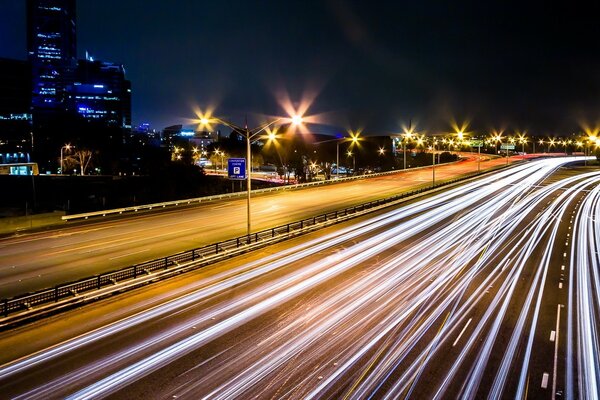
[315, 133, 360, 179]
[60, 144, 74, 174]
[476, 139, 481, 172]
[430, 138, 437, 186]
[347, 150, 355, 175]
[518, 134, 527, 154]
[201, 115, 302, 237]
[402, 131, 414, 170]
[507, 137, 516, 165]
[586, 135, 597, 166]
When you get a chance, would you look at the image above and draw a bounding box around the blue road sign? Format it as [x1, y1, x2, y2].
[228, 158, 246, 180]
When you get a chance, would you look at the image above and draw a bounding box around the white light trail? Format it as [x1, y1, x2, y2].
[2, 157, 599, 400]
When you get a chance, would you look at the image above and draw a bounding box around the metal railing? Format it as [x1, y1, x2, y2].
[2, 166, 504, 319]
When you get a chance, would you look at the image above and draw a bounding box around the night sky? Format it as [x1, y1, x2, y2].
[2, 0, 600, 136]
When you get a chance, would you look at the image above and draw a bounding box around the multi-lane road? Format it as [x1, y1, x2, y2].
[0, 155, 509, 298]
[0, 157, 598, 399]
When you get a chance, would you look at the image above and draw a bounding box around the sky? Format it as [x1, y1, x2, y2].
[1, 0, 600, 136]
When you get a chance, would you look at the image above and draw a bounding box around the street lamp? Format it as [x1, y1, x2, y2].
[586, 135, 597, 166]
[60, 144, 74, 174]
[213, 149, 225, 171]
[401, 129, 414, 169]
[200, 114, 303, 237]
[561, 139, 569, 155]
[347, 150, 355, 175]
[549, 138, 556, 153]
[430, 138, 438, 186]
[507, 136, 516, 165]
[518, 134, 527, 154]
[316, 131, 360, 179]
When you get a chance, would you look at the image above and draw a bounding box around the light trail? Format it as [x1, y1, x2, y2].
[568, 175, 600, 400]
[1, 157, 599, 399]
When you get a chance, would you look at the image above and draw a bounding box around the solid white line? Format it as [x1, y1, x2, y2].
[452, 318, 472, 347]
[109, 248, 150, 260]
[551, 304, 562, 399]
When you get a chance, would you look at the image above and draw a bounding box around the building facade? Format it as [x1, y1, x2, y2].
[66, 59, 132, 129]
[27, 0, 77, 112]
[0, 58, 33, 154]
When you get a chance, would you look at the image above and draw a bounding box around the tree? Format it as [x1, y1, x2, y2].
[65, 149, 93, 175]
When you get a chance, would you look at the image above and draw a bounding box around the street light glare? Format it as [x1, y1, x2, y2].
[291, 115, 303, 125]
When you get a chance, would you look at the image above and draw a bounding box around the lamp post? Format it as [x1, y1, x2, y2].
[430, 139, 437, 186]
[477, 140, 481, 172]
[562, 140, 569, 155]
[507, 137, 516, 165]
[402, 131, 414, 170]
[586, 135, 597, 166]
[347, 150, 355, 175]
[549, 138, 556, 154]
[518, 134, 527, 154]
[60, 144, 74, 174]
[201, 115, 302, 237]
[214, 149, 225, 171]
[336, 140, 340, 179]
[315, 133, 360, 179]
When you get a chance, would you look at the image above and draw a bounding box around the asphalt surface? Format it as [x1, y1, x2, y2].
[0, 154, 509, 298]
[0, 158, 597, 399]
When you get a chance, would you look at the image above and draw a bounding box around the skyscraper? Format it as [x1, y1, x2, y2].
[27, 0, 76, 112]
[67, 58, 132, 130]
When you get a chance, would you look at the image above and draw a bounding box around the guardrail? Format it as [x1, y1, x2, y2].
[3, 168, 501, 320]
[60, 161, 459, 222]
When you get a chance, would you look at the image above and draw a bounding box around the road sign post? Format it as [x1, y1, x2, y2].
[470, 140, 483, 173]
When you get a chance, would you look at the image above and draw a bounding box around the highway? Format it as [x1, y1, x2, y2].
[0, 157, 597, 399]
[0, 155, 509, 298]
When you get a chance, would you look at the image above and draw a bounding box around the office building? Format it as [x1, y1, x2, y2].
[27, 0, 77, 112]
[0, 58, 33, 154]
[66, 58, 132, 129]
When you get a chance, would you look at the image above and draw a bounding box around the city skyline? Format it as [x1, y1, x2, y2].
[1, 1, 600, 134]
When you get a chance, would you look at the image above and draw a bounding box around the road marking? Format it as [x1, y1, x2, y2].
[559, 282, 563, 289]
[552, 304, 562, 399]
[550, 330, 556, 342]
[109, 248, 150, 260]
[542, 372, 549, 389]
[452, 318, 472, 347]
[561, 265, 565, 271]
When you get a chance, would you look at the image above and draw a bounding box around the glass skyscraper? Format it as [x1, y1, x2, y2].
[27, 0, 77, 111]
